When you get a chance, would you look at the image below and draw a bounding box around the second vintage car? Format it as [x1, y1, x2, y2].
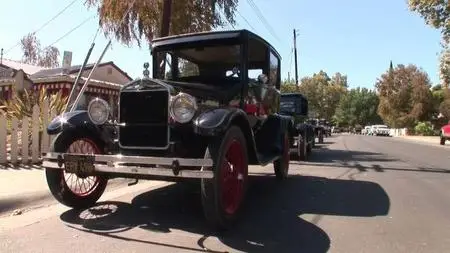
[306, 118, 326, 144]
[42, 29, 293, 230]
[280, 93, 315, 160]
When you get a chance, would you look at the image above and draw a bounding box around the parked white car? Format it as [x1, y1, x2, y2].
[371, 125, 390, 136]
[362, 126, 371, 135]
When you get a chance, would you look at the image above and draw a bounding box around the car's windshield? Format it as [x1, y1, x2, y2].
[154, 43, 242, 85]
[280, 100, 296, 113]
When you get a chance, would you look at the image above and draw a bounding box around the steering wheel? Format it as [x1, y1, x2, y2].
[227, 67, 240, 77]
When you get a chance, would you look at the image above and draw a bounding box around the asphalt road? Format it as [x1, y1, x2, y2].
[1, 134, 450, 253]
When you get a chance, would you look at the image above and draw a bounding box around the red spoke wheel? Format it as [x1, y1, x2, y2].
[63, 139, 101, 196]
[201, 126, 249, 230]
[274, 132, 290, 179]
[46, 133, 108, 209]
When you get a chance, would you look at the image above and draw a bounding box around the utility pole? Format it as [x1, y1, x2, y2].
[157, 0, 173, 78]
[293, 29, 299, 86]
[0, 48, 3, 64]
[160, 0, 173, 38]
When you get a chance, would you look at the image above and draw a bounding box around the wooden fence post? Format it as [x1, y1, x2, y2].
[31, 105, 40, 163]
[41, 99, 49, 153]
[49, 108, 56, 146]
[22, 117, 29, 164]
[10, 117, 18, 164]
[0, 114, 6, 164]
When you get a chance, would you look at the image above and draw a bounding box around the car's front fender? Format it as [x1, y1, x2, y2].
[47, 111, 116, 149]
[47, 111, 93, 135]
[192, 108, 247, 136]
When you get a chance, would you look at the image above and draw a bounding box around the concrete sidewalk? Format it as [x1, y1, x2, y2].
[0, 164, 131, 217]
[0, 164, 46, 199]
[395, 135, 446, 146]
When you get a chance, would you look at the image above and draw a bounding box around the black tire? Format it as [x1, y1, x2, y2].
[201, 126, 249, 230]
[440, 136, 446, 145]
[298, 133, 308, 161]
[318, 130, 324, 144]
[45, 132, 108, 209]
[306, 136, 312, 154]
[274, 132, 290, 179]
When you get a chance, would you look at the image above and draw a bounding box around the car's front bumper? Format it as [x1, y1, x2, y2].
[42, 152, 214, 179]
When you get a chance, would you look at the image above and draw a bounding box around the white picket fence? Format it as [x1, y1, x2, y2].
[0, 99, 56, 165]
[390, 128, 408, 137]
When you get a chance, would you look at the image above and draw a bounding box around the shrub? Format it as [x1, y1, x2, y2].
[414, 121, 435, 136]
[0, 87, 67, 148]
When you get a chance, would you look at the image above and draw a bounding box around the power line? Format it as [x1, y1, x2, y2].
[46, 15, 95, 48]
[236, 9, 257, 32]
[246, 0, 280, 42]
[4, 0, 81, 55]
[218, 8, 235, 29]
[33, 0, 81, 36]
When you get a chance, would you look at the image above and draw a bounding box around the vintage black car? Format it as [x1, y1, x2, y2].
[280, 93, 315, 160]
[306, 118, 325, 144]
[318, 119, 332, 137]
[42, 30, 292, 230]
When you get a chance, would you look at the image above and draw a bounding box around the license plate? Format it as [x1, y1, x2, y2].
[64, 154, 95, 174]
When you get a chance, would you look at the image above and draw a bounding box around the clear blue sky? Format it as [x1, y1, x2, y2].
[0, 0, 443, 88]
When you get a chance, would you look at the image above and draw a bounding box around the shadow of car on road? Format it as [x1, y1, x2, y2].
[60, 175, 390, 253]
[307, 148, 398, 164]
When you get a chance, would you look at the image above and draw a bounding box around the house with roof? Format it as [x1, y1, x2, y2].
[0, 56, 133, 107]
[30, 61, 133, 101]
[0, 59, 38, 100]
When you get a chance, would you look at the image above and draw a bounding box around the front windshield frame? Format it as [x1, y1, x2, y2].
[151, 40, 244, 85]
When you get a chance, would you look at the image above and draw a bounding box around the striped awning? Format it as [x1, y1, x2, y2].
[0, 85, 10, 92]
[33, 82, 119, 96]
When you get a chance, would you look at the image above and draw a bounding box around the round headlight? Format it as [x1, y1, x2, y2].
[170, 93, 197, 123]
[87, 98, 110, 125]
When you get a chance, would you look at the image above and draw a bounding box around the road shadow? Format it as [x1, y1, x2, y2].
[307, 148, 398, 164]
[314, 141, 334, 146]
[60, 175, 390, 253]
[304, 162, 450, 175]
[0, 163, 43, 171]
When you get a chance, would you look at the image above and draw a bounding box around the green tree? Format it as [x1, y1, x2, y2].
[330, 72, 348, 87]
[280, 81, 298, 93]
[297, 71, 347, 120]
[439, 88, 450, 119]
[408, 1, 450, 88]
[408, 1, 450, 44]
[84, 0, 239, 46]
[333, 87, 382, 127]
[376, 63, 433, 128]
